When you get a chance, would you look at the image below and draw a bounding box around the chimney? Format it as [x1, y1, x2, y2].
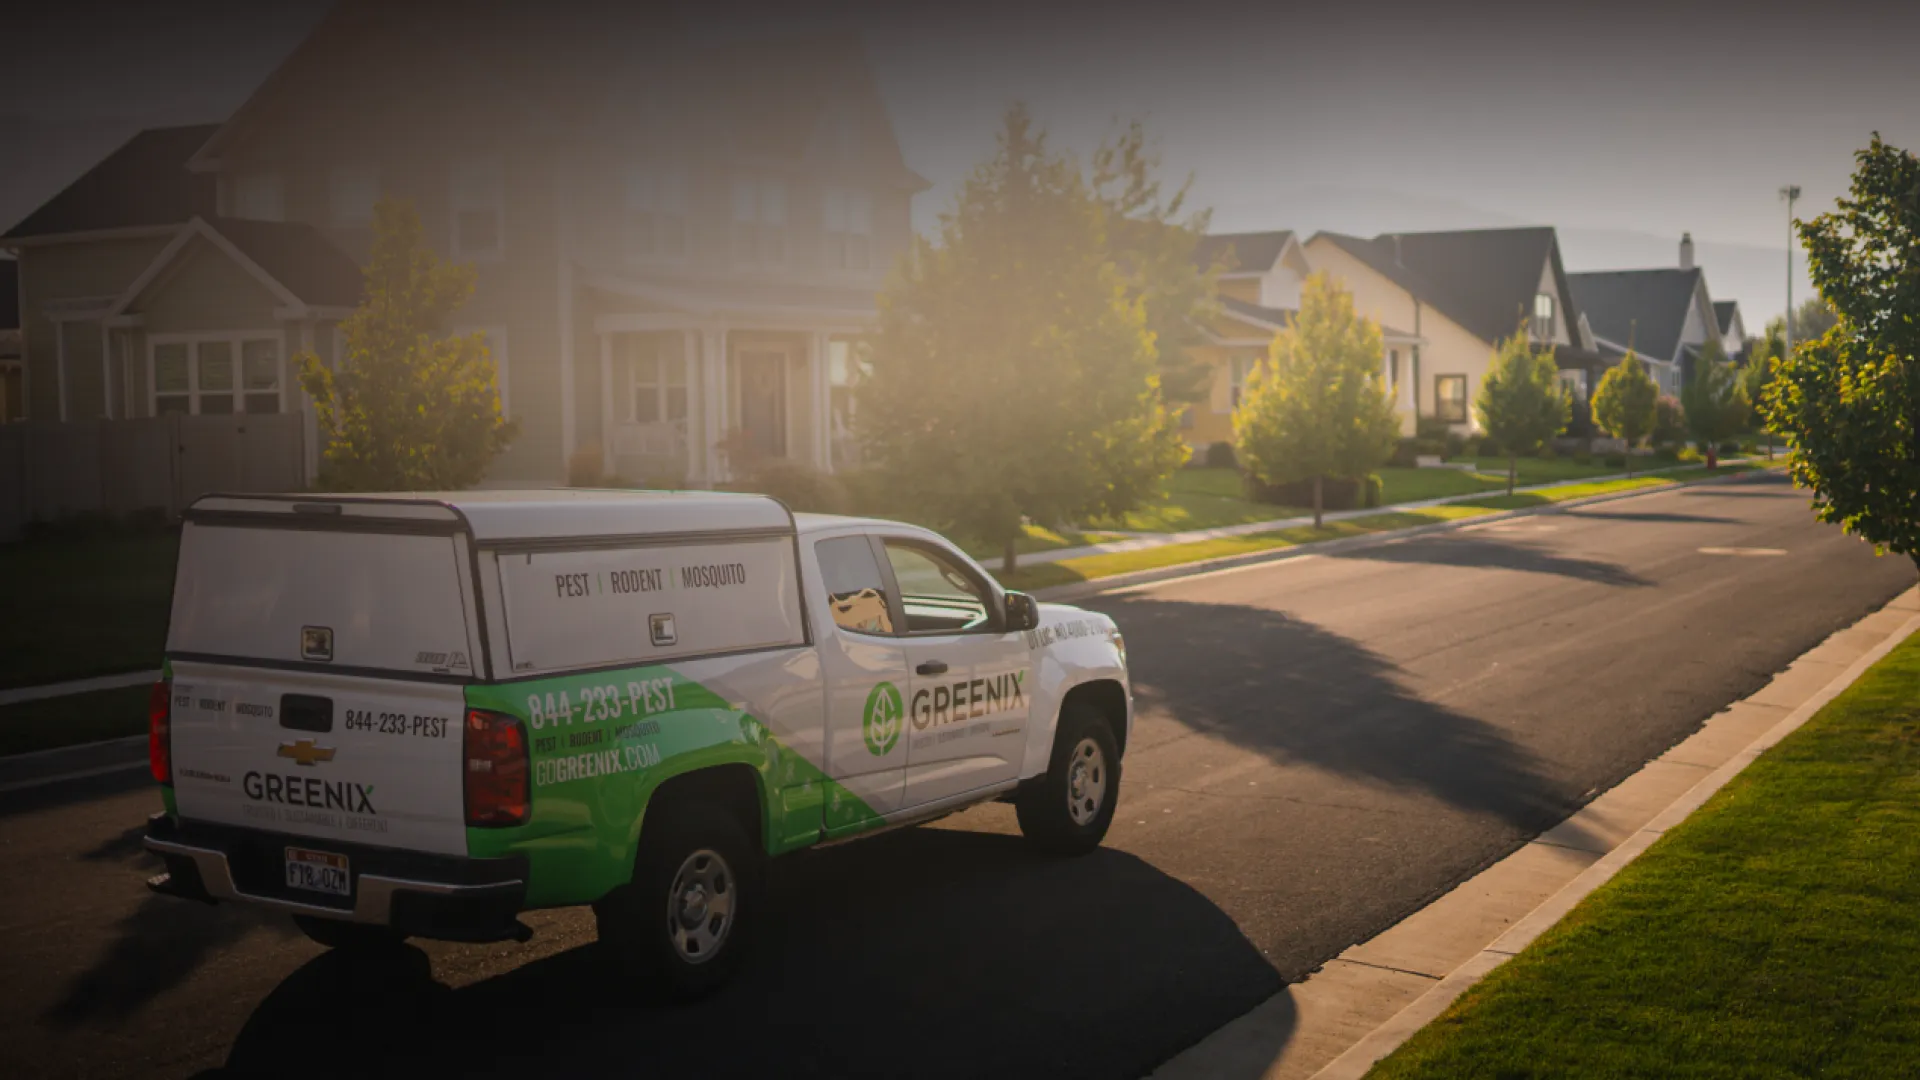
[1679, 232, 1695, 270]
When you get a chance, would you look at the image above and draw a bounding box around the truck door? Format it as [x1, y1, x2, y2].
[811, 535, 912, 836]
[881, 538, 1032, 809]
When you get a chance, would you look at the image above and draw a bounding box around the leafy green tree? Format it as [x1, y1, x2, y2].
[860, 105, 1185, 573]
[1233, 272, 1399, 527]
[297, 198, 515, 490]
[1091, 120, 1217, 410]
[1474, 329, 1571, 494]
[1790, 295, 1839, 344]
[1679, 339, 1750, 467]
[1768, 134, 1920, 574]
[1591, 352, 1659, 476]
[1742, 325, 1784, 458]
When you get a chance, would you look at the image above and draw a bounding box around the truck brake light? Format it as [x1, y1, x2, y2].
[464, 709, 529, 827]
[149, 680, 172, 785]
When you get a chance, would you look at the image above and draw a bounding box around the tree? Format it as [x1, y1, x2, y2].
[1474, 329, 1571, 494]
[1233, 272, 1399, 528]
[1679, 339, 1750, 468]
[859, 106, 1185, 573]
[1767, 134, 1920, 574]
[1591, 352, 1659, 476]
[1091, 120, 1217, 410]
[1742, 325, 1784, 459]
[1790, 295, 1839, 343]
[297, 198, 515, 490]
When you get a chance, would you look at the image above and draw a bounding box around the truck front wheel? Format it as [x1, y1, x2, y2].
[595, 802, 762, 1000]
[1016, 702, 1120, 855]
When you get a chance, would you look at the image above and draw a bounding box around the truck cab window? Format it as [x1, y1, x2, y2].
[883, 542, 990, 633]
[816, 536, 896, 635]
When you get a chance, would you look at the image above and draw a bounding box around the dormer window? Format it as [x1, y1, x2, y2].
[624, 164, 687, 260]
[1532, 292, 1556, 342]
[823, 187, 872, 271]
[231, 172, 284, 221]
[732, 175, 787, 267]
[450, 159, 505, 260]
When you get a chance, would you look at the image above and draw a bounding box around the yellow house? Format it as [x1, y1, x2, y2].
[1303, 228, 1588, 435]
[1186, 230, 1421, 451]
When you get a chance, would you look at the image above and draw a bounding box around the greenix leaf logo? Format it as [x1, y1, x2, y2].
[863, 681, 903, 756]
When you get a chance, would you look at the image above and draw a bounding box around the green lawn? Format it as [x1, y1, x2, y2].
[0, 531, 180, 689]
[1377, 457, 1627, 503]
[0, 685, 153, 757]
[1370, 628, 1920, 1079]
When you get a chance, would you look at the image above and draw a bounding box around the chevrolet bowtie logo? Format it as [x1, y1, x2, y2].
[277, 739, 337, 767]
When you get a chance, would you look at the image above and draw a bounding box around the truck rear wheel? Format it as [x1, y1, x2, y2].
[1016, 702, 1120, 855]
[292, 914, 408, 952]
[595, 802, 762, 1001]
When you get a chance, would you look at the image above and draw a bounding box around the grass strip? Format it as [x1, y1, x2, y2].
[0, 685, 152, 758]
[1370, 628, 1920, 1079]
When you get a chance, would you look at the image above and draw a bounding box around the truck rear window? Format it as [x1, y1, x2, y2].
[168, 524, 476, 675]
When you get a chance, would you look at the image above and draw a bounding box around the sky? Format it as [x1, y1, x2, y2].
[5, 0, 1917, 326]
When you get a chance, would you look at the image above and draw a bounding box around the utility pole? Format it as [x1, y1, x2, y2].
[1780, 184, 1801, 354]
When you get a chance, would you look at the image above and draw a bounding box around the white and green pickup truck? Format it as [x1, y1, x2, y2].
[143, 490, 1130, 995]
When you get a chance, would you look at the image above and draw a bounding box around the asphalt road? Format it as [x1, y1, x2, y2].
[2, 471, 1911, 1080]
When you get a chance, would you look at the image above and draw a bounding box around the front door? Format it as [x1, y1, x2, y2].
[736, 350, 787, 460]
[880, 538, 1033, 809]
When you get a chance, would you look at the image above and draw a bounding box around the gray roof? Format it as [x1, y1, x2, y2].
[4, 124, 218, 240]
[204, 218, 363, 308]
[1713, 299, 1740, 335]
[1567, 268, 1702, 364]
[1219, 295, 1296, 327]
[1197, 231, 1294, 275]
[1312, 227, 1569, 345]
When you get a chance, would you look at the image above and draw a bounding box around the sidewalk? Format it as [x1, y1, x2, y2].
[1150, 584, 1920, 1080]
[1023, 460, 1735, 567]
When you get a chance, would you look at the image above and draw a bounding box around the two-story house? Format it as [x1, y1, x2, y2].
[1, 2, 926, 488]
[1568, 235, 1727, 398]
[1185, 230, 1421, 450]
[1304, 227, 1594, 435]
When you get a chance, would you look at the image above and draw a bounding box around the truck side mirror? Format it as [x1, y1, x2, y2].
[1004, 591, 1041, 633]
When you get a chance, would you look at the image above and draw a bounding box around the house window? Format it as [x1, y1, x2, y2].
[1532, 292, 1556, 342]
[732, 175, 787, 266]
[623, 164, 687, 259]
[823, 187, 872, 270]
[329, 165, 380, 227]
[231, 172, 284, 222]
[1228, 355, 1257, 409]
[1435, 374, 1468, 423]
[451, 159, 505, 259]
[150, 335, 282, 415]
[1558, 368, 1589, 404]
[629, 336, 688, 424]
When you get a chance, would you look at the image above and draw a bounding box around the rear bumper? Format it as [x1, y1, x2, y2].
[143, 812, 530, 943]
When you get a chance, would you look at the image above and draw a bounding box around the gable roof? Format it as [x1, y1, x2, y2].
[1310, 227, 1573, 345]
[1567, 268, 1703, 363]
[1713, 299, 1741, 335]
[1197, 231, 1296, 275]
[4, 124, 218, 241]
[108, 217, 361, 318]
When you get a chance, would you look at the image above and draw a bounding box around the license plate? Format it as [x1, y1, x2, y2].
[285, 847, 350, 897]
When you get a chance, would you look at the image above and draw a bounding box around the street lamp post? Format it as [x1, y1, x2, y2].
[1780, 184, 1801, 354]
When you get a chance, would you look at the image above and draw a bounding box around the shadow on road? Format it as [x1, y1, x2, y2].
[1328, 532, 1651, 587]
[1557, 509, 1736, 525]
[1094, 598, 1584, 841]
[197, 829, 1275, 1080]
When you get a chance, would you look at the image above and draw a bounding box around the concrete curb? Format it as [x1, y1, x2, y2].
[1148, 583, 1920, 1080]
[1036, 465, 1782, 604]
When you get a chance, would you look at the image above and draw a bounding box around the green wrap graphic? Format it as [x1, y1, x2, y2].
[863, 681, 903, 756]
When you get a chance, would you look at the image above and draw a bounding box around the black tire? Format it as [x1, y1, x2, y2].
[1016, 702, 1121, 855]
[594, 801, 762, 1001]
[292, 914, 408, 952]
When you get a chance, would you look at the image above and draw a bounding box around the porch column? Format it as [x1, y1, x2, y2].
[700, 326, 726, 484]
[299, 320, 319, 484]
[599, 332, 615, 476]
[681, 330, 699, 483]
[100, 323, 114, 419]
[808, 332, 831, 472]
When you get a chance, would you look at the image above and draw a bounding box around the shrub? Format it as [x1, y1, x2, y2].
[1415, 416, 1453, 442]
[1459, 435, 1483, 459]
[1717, 439, 1741, 457]
[1652, 394, 1686, 446]
[1443, 430, 1468, 459]
[1363, 473, 1384, 508]
[1677, 445, 1705, 464]
[1389, 438, 1422, 467]
[1477, 434, 1505, 459]
[1245, 474, 1375, 511]
[1604, 452, 1628, 469]
[1203, 441, 1236, 469]
[729, 461, 849, 514]
[1537, 442, 1558, 461]
[1653, 445, 1681, 465]
[1571, 448, 1592, 465]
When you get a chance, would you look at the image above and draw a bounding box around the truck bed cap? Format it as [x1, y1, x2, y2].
[188, 489, 794, 542]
